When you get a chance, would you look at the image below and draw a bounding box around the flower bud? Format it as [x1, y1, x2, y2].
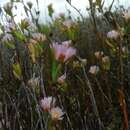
[89, 65, 99, 75]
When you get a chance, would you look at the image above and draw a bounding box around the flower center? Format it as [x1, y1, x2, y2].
[52, 112, 60, 120]
[59, 53, 65, 62]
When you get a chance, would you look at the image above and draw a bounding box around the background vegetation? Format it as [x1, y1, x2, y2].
[0, 0, 130, 130]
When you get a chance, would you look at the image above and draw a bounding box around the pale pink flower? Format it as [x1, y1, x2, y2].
[107, 30, 119, 39]
[64, 47, 76, 61]
[51, 41, 76, 62]
[57, 73, 66, 84]
[2, 33, 14, 42]
[40, 97, 56, 112]
[50, 107, 64, 121]
[89, 65, 99, 75]
[63, 19, 73, 28]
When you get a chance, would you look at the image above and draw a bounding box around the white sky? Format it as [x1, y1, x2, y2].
[0, 0, 129, 23]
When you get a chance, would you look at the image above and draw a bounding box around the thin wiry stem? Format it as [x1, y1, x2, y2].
[4, 89, 22, 129]
[66, 0, 84, 22]
[58, 95, 74, 130]
[22, 82, 34, 130]
[82, 66, 104, 130]
[40, 62, 46, 97]
[95, 77, 112, 104]
[25, 84, 45, 130]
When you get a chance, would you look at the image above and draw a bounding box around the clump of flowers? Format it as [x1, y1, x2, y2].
[40, 97, 64, 121]
[51, 40, 76, 62]
[107, 30, 119, 40]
